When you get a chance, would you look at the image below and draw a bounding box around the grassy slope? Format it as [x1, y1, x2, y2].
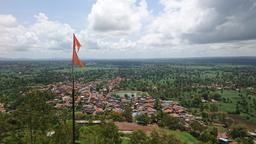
[121, 129, 200, 144]
[168, 130, 200, 144]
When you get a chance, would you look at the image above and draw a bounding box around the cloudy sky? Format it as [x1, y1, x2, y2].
[1, 0, 256, 59]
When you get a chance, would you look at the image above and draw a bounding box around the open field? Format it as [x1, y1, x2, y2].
[111, 90, 149, 98]
[218, 90, 241, 112]
[217, 90, 256, 126]
[168, 130, 200, 144]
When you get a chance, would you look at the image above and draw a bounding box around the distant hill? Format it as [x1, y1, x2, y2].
[86, 57, 256, 66]
[1, 56, 256, 65]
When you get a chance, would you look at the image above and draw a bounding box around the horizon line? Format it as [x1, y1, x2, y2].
[1, 56, 256, 61]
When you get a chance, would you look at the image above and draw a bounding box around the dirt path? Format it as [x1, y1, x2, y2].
[229, 114, 256, 130]
[114, 122, 158, 134]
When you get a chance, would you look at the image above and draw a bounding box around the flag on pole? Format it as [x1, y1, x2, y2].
[71, 33, 84, 144]
[73, 34, 81, 52]
[72, 34, 84, 67]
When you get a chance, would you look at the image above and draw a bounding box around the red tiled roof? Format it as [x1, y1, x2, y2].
[96, 107, 103, 113]
[164, 108, 173, 113]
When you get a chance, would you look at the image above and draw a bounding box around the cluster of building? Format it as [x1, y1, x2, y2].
[43, 77, 125, 109]
[41, 76, 212, 138]
[82, 95, 187, 117]
[42, 76, 199, 123]
[131, 96, 188, 117]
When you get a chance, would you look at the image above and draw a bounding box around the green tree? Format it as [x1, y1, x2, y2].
[14, 90, 55, 144]
[229, 126, 247, 139]
[75, 112, 85, 120]
[130, 130, 149, 144]
[108, 112, 125, 122]
[79, 123, 121, 144]
[199, 127, 217, 143]
[202, 111, 209, 122]
[210, 92, 221, 101]
[99, 123, 121, 144]
[79, 125, 101, 144]
[209, 104, 218, 112]
[136, 114, 150, 125]
[53, 120, 72, 144]
[123, 104, 133, 122]
[154, 97, 162, 111]
[159, 114, 184, 130]
[150, 129, 182, 144]
[191, 120, 205, 133]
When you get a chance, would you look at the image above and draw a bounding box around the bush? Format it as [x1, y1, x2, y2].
[159, 114, 185, 130]
[136, 114, 151, 125]
[79, 123, 121, 144]
[210, 92, 221, 101]
[229, 126, 247, 139]
[130, 130, 149, 144]
[199, 128, 217, 143]
[75, 112, 85, 120]
[150, 129, 182, 144]
[109, 112, 125, 122]
[190, 120, 205, 133]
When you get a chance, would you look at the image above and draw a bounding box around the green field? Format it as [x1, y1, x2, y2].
[112, 90, 149, 98]
[168, 130, 200, 144]
[218, 90, 256, 127]
[121, 137, 130, 144]
[218, 90, 242, 113]
[120, 129, 200, 144]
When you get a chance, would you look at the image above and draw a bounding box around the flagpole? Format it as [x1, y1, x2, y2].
[71, 34, 83, 144]
[72, 35, 76, 144]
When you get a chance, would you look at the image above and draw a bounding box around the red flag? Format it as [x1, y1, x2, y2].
[73, 34, 81, 52]
[72, 34, 84, 67]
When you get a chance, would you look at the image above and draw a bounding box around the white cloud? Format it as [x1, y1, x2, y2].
[139, 0, 213, 47]
[98, 38, 136, 50]
[77, 0, 150, 54]
[0, 14, 17, 27]
[88, 0, 149, 35]
[1, 0, 256, 59]
[0, 13, 74, 58]
[29, 13, 74, 50]
[160, 0, 256, 44]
